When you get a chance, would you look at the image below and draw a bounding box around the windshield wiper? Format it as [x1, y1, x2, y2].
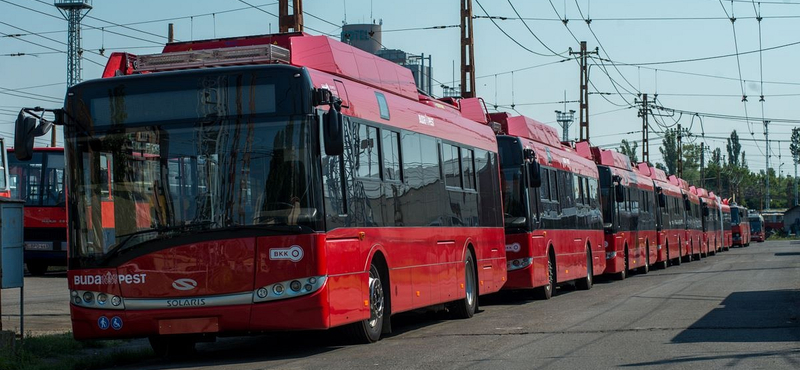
[103, 221, 216, 262]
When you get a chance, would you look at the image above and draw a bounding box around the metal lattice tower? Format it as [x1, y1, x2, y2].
[55, 0, 92, 87]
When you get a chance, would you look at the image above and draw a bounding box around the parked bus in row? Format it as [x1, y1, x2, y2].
[695, 188, 721, 256]
[750, 213, 766, 242]
[593, 147, 656, 279]
[730, 204, 750, 247]
[721, 202, 732, 251]
[672, 176, 703, 261]
[637, 163, 685, 268]
[6, 147, 67, 275]
[15, 33, 508, 354]
[0, 137, 9, 198]
[496, 114, 603, 298]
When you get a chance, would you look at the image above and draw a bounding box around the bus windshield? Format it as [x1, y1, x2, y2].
[7, 150, 65, 206]
[67, 117, 320, 261]
[731, 208, 741, 225]
[498, 137, 527, 229]
[749, 217, 763, 232]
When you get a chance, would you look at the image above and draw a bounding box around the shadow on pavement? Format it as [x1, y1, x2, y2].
[671, 289, 800, 344]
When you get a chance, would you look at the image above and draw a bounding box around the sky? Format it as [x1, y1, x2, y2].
[2, 0, 800, 175]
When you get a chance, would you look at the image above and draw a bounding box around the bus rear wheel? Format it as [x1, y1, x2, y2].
[450, 251, 477, 318]
[576, 247, 593, 290]
[614, 247, 628, 280]
[346, 263, 385, 343]
[660, 246, 669, 269]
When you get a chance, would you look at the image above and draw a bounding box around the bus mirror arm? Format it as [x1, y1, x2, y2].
[14, 107, 63, 161]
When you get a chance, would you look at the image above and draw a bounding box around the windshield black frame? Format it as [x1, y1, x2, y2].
[64, 65, 321, 268]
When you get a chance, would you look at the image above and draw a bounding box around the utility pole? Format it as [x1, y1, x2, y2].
[55, 0, 92, 147]
[555, 92, 575, 142]
[764, 120, 770, 209]
[460, 0, 476, 98]
[700, 142, 705, 189]
[638, 93, 650, 163]
[279, 0, 303, 32]
[677, 123, 683, 179]
[570, 41, 598, 142]
[794, 152, 798, 206]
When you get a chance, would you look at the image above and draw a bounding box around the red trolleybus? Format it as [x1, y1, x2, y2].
[730, 204, 750, 247]
[721, 201, 732, 251]
[695, 188, 721, 256]
[672, 176, 703, 262]
[495, 115, 604, 299]
[0, 137, 9, 198]
[14, 34, 507, 352]
[6, 147, 67, 275]
[637, 163, 684, 268]
[592, 147, 657, 279]
[750, 213, 765, 242]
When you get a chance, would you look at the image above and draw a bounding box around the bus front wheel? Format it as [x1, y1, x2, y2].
[346, 263, 385, 343]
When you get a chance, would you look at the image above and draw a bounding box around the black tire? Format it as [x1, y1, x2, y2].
[345, 263, 385, 342]
[450, 251, 478, 318]
[26, 262, 48, 276]
[534, 252, 556, 300]
[640, 245, 650, 274]
[614, 247, 628, 280]
[576, 247, 593, 290]
[660, 245, 669, 269]
[682, 242, 692, 263]
[149, 336, 196, 357]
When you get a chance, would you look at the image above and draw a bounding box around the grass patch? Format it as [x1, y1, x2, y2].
[0, 333, 153, 370]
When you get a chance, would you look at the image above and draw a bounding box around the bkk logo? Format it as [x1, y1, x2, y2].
[269, 245, 304, 262]
[505, 243, 521, 252]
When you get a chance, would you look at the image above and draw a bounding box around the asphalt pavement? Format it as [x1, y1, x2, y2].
[3, 241, 798, 369]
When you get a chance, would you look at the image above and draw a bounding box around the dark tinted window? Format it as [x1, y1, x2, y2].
[356, 124, 380, 179]
[462, 148, 475, 190]
[443, 143, 461, 188]
[402, 131, 422, 188]
[382, 130, 401, 181]
[420, 135, 440, 185]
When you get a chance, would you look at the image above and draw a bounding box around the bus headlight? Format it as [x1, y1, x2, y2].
[253, 276, 327, 303]
[506, 258, 533, 271]
[70, 290, 125, 310]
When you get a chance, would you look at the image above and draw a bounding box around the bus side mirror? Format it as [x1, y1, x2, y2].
[15, 109, 54, 161]
[684, 199, 691, 210]
[315, 88, 344, 156]
[703, 207, 709, 217]
[322, 108, 343, 156]
[612, 175, 624, 203]
[658, 193, 666, 207]
[527, 161, 541, 188]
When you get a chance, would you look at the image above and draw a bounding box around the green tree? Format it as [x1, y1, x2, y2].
[659, 129, 679, 175]
[727, 130, 741, 167]
[790, 127, 800, 206]
[619, 139, 639, 163]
